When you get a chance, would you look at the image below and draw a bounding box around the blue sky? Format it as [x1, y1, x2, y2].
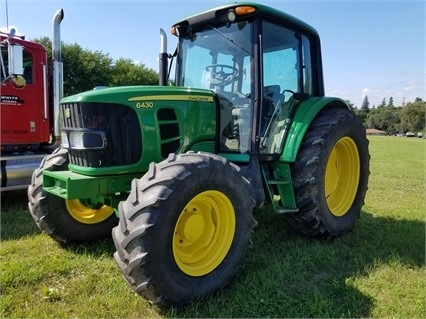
[1, 0, 424, 107]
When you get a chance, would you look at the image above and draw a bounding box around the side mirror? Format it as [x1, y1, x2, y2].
[8, 44, 24, 75]
[2, 43, 26, 88]
[9, 74, 26, 89]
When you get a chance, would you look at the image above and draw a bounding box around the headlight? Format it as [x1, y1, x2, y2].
[62, 130, 107, 150]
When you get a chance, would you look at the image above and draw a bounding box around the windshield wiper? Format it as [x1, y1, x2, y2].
[207, 24, 252, 56]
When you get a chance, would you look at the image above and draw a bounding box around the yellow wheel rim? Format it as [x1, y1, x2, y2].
[66, 200, 114, 224]
[173, 190, 236, 276]
[325, 137, 360, 217]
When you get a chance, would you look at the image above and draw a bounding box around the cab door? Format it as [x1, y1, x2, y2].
[1, 45, 49, 150]
[259, 20, 314, 155]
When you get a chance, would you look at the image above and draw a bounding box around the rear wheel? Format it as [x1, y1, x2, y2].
[27, 147, 118, 244]
[285, 107, 369, 238]
[113, 152, 256, 306]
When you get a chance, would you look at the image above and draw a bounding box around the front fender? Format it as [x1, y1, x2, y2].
[281, 96, 349, 162]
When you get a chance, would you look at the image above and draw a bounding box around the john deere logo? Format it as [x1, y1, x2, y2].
[65, 108, 71, 118]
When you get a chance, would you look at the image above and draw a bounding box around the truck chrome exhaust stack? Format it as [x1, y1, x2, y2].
[52, 9, 64, 139]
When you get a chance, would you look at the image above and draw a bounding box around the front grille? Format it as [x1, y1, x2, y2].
[61, 102, 142, 168]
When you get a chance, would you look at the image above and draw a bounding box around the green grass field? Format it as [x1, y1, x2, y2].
[1, 136, 425, 318]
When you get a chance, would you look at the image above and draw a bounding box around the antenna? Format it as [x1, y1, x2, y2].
[6, 0, 9, 32]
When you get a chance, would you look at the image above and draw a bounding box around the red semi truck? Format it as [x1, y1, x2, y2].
[0, 9, 64, 191]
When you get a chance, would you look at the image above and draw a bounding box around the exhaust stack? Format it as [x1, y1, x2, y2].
[159, 28, 168, 86]
[52, 9, 64, 138]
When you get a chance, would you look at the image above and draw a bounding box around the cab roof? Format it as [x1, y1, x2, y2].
[172, 2, 319, 38]
[0, 32, 46, 52]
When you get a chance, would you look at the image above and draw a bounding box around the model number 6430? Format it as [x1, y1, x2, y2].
[136, 101, 154, 109]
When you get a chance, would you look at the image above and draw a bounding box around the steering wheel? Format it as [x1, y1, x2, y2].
[205, 64, 238, 87]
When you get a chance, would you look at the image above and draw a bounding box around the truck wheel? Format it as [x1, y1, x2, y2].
[27, 147, 118, 244]
[285, 107, 369, 238]
[113, 152, 256, 306]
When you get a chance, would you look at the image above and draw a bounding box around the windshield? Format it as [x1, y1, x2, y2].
[176, 22, 252, 91]
[176, 21, 253, 153]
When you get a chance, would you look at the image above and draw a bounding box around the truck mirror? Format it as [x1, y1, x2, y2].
[9, 74, 26, 89]
[8, 44, 24, 75]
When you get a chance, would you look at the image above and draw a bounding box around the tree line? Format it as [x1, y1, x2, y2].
[350, 96, 425, 135]
[35, 37, 159, 97]
[34, 38, 425, 135]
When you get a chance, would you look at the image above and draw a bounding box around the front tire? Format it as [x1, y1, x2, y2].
[285, 107, 370, 238]
[113, 152, 256, 306]
[27, 147, 118, 244]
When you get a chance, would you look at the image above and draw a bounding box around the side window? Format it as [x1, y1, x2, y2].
[240, 55, 251, 95]
[262, 21, 299, 98]
[1, 45, 8, 81]
[0, 45, 33, 83]
[302, 35, 313, 95]
[23, 50, 33, 84]
[260, 21, 313, 155]
[181, 45, 211, 88]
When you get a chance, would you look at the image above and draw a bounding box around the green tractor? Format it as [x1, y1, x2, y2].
[28, 3, 369, 306]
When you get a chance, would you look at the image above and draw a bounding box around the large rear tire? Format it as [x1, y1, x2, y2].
[285, 107, 369, 238]
[27, 147, 118, 244]
[113, 152, 256, 306]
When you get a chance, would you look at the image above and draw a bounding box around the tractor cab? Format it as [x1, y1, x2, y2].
[171, 3, 321, 158]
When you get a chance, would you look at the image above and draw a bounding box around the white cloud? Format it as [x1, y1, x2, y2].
[360, 80, 424, 107]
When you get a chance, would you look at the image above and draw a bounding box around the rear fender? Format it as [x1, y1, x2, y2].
[281, 97, 349, 162]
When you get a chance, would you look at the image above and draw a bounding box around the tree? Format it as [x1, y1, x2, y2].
[109, 58, 158, 87]
[366, 108, 401, 134]
[400, 100, 426, 133]
[34, 37, 159, 97]
[387, 96, 394, 108]
[378, 97, 386, 108]
[354, 110, 367, 125]
[35, 37, 113, 96]
[361, 95, 370, 112]
[63, 44, 113, 96]
[344, 99, 355, 110]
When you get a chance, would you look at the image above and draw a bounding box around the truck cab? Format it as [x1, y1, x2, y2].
[0, 9, 63, 190]
[1, 33, 50, 152]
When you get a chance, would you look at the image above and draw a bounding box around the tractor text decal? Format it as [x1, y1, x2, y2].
[129, 95, 214, 109]
[136, 101, 154, 109]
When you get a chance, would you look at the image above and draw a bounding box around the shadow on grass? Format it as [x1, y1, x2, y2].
[165, 208, 425, 318]
[1, 190, 40, 239]
[63, 238, 117, 257]
[0, 189, 116, 257]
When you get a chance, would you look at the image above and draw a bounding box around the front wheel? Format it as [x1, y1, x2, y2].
[27, 147, 118, 244]
[113, 152, 256, 306]
[285, 107, 370, 238]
